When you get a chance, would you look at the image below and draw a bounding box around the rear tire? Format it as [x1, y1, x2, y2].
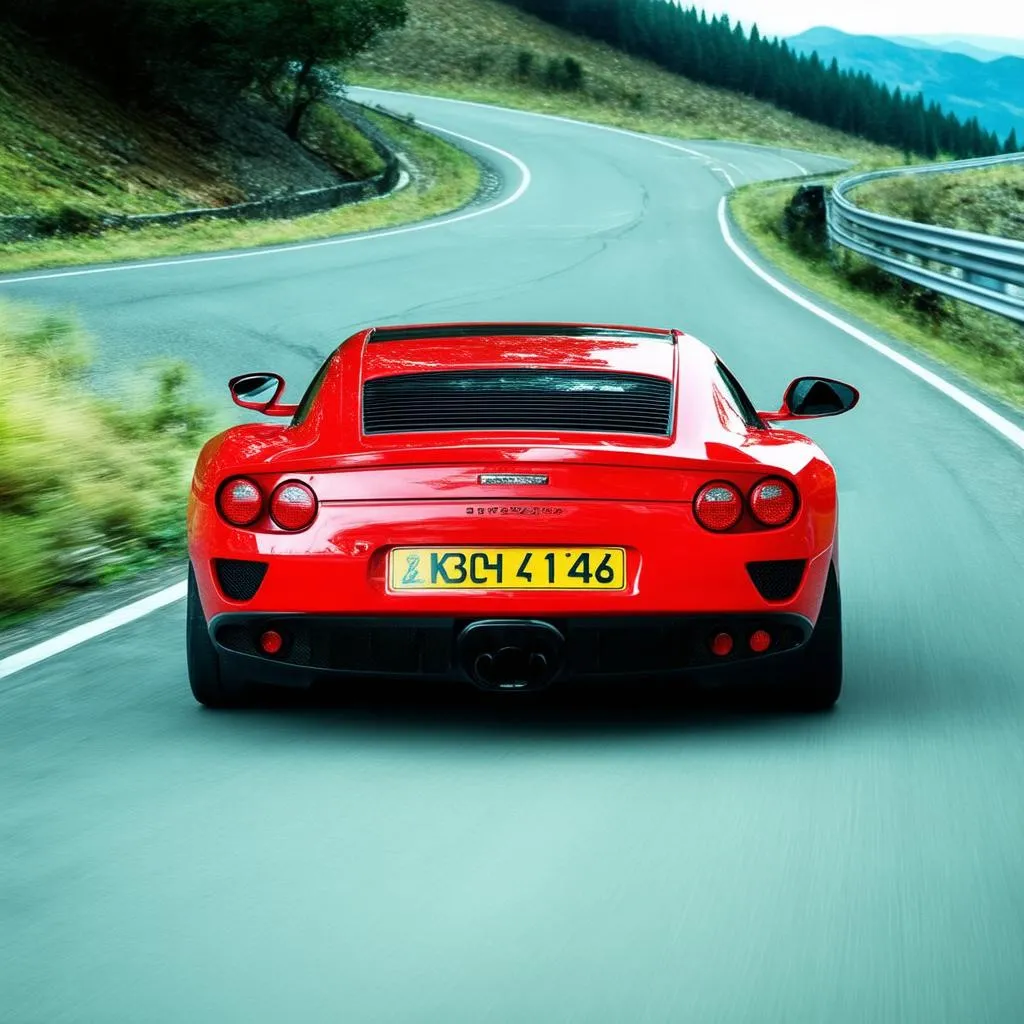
[186, 564, 253, 709]
[782, 564, 843, 712]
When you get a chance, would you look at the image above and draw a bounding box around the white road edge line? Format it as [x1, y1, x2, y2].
[711, 166, 736, 188]
[352, 86, 710, 159]
[4, 89, 1022, 679]
[0, 582, 187, 680]
[0, 123, 532, 287]
[776, 154, 808, 176]
[716, 197, 1024, 452]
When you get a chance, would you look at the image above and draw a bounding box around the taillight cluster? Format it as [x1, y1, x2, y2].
[693, 477, 797, 532]
[216, 477, 318, 531]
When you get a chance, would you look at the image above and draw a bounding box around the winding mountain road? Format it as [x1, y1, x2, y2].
[2, 89, 1023, 1023]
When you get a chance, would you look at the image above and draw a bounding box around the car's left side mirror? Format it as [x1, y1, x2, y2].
[228, 373, 298, 417]
[758, 376, 859, 422]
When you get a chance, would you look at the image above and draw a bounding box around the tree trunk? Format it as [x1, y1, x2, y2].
[285, 57, 315, 140]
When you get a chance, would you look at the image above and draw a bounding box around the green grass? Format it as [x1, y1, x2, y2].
[849, 163, 1024, 240]
[729, 181, 1024, 411]
[0, 113, 481, 274]
[351, 0, 904, 165]
[302, 103, 386, 180]
[0, 27, 244, 215]
[0, 301, 213, 620]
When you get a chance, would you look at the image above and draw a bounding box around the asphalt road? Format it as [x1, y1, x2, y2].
[2, 90, 1023, 1024]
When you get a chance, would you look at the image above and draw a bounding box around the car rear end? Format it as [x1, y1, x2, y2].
[189, 324, 837, 692]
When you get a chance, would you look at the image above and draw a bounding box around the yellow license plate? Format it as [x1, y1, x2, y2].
[389, 547, 626, 590]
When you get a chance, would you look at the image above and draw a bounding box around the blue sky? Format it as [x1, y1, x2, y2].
[697, 1, 1024, 40]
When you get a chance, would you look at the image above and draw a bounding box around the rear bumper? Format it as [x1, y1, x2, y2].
[210, 611, 813, 690]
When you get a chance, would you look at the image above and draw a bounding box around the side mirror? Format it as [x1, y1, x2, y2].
[228, 373, 297, 417]
[758, 376, 859, 422]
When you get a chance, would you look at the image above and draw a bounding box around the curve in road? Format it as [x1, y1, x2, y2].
[2, 89, 1023, 1024]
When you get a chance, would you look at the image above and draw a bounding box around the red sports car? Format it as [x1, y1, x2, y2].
[186, 322, 858, 710]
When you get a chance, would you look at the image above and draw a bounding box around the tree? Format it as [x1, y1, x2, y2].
[1004, 127, 1020, 154]
[247, 0, 407, 138]
[1, 0, 407, 137]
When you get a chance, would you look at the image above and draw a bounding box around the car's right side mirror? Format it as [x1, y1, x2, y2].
[758, 376, 859, 422]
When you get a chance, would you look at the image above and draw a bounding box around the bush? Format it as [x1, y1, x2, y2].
[514, 49, 535, 82]
[543, 55, 585, 91]
[33, 204, 103, 237]
[781, 185, 828, 257]
[0, 300, 212, 617]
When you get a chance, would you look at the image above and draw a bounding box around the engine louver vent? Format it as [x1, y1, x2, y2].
[362, 369, 673, 436]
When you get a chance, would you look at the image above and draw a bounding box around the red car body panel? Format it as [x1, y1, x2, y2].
[188, 323, 847, 683]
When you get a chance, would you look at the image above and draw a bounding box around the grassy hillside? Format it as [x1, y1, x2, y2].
[0, 22, 480, 275]
[0, 26, 386, 219]
[351, 0, 903, 164]
[0, 27, 240, 215]
[0, 111, 480, 274]
[850, 164, 1024, 240]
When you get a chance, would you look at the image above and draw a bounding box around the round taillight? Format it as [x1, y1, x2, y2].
[694, 482, 743, 531]
[270, 481, 317, 531]
[749, 477, 797, 527]
[218, 477, 263, 526]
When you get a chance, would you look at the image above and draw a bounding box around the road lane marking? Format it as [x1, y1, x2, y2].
[711, 166, 736, 187]
[352, 87, 712, 159]
[716, 197, 1024, 452]
[775, 154, 808, 175]
[0, 125, 532, 287]
[0, 581, 187, 680]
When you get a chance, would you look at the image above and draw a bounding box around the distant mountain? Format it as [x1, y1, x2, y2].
[786, 27, 1024, 142]
[900, 34, 1024, 60]
[885, 36, 1008, 63]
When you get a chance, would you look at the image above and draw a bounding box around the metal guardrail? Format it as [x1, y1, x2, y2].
[826, 152, 1024, 322]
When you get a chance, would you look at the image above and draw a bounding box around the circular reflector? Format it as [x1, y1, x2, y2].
[749, 629, 771, 653]
[260, 630, 284, 655]
[694, 482, 742, 531]
[218, 477, 262, 526]
[270, 481, 317, 531]
[710, 632, 734, 656]
[749, 478, 797, 527]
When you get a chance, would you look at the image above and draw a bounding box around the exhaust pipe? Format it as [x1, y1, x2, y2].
[458, 620, 564, 692]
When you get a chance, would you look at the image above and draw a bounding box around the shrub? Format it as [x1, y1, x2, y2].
[543, 55, 585, 91]
[781, 185, 828, 256]
[514, 49, 535, 82]
[33, 204, 103, 237]
[625, 89, 646, 111]
[0, 300, 212, 617]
